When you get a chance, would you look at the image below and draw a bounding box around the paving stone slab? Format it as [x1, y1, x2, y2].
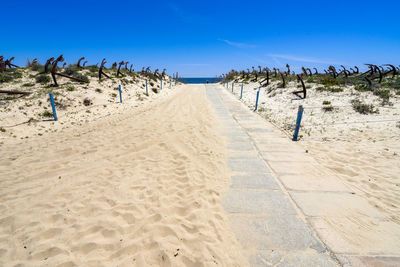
[228, 215, 325, 251]
[227, 141, 255, 151]
[231, 173, 280, 190]
[277, 173, 351, 192]
[336, 255, 400, 267]
[249, 250, 336, 267]
[309, 217, 400, 255]
[290, 191, 385, 218]
[227, 159, 271, 173]
[223, 189, 297, 215]
[227, 150, 259, 160]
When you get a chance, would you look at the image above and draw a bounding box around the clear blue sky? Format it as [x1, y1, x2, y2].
[2, 0, 400, 77]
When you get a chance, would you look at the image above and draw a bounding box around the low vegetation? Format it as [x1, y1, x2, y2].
[35, 74, 50, 84]
[0, 69, 23, 83]
[83, 98, 92, 106]
[373, 89, 390, 105]
[42, 110, 53, 117]
[351, 99, 379, 114]
[316, 86, 343, 93]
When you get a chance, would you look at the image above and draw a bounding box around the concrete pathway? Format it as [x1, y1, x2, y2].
[205, 84, 339, 266]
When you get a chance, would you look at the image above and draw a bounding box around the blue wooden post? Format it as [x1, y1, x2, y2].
[170, 78, 172, 88]
[232, 82, 234, 92]
[161, 78, 163, 89]
[240, 83, 243, 99]
[254, 89, 260, 111]
[292, 105, 304, 141]
[118, 84, 122, 103]
[49, 92, 58, 121]
[146, 79, 148, 95]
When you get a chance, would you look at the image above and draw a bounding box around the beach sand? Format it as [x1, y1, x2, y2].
[0, 85, 248, 266]
[0, 68, 175, 142]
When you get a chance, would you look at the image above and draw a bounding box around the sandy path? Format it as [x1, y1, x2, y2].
[0, 85, 247, 266]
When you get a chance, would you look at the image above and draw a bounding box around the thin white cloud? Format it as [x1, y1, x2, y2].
[219, 39, 257, 49]
[267, 54, 342, 65]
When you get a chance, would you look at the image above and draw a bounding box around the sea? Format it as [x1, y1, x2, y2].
[178, 77, 222, 84]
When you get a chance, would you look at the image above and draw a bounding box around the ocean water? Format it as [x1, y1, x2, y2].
[178, 77, 222, 84]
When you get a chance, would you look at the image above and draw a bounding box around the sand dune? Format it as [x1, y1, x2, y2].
[0, 85, 247, 266]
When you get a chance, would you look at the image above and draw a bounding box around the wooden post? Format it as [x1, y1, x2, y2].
[240, 83, 243, 99]
[232, 82, 234, 92]
[118, 85, 122, 103]
[49, 93, 58, 121]
[254, 89, 260, 111]
[146, 79, 148, 95]
[292, 105, 304, 141]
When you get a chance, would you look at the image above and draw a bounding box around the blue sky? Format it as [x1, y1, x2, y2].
[2, 0, 400, 77]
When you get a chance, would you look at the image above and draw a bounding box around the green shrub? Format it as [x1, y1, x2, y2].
[392, 77, 400, 89]
[35, 74, 50, 84]
[322, 100, 331, 105]
[374, 89, 390, 104]
[95, 88, 102, 93]
[73, 73, 90, 83]
[351, 99, 379, 114]
[90, 72, 98, 78]
[322, 105, 334, 112]
[320, 76, 344, 87]
[42, 110, 53, 117]
[0, 69, 22, 83]
[13, 71, 22, 79]
[277, 82, 285, 88]
[0, 72, 13, 83]
[306, 77, 315, 83]
[354, 85, 371, 92]
[316, 86, 343, 93]
[0, 127, 6, 132]
[66, 85, 75, 91]
[87, 65, 99, 73]
[22, 82, 34, 87]
[30, 63, 43, 72]
[380, 80, 391, 88]
[330, 87, 343, 92]
[63, 65, 80, 76]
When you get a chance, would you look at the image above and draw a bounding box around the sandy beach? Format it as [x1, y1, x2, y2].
[2, 0, 400, 265]
[0, 85, 248, 266]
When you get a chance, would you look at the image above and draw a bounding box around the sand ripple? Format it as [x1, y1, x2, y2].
[0, 85, 247, 266]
